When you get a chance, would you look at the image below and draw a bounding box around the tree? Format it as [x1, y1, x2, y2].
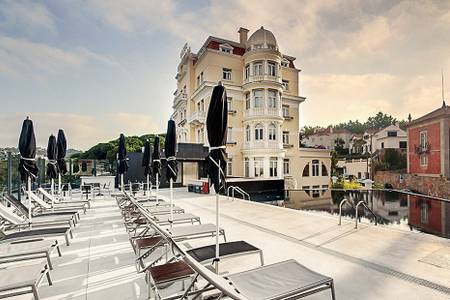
[334, 138, 347, 156]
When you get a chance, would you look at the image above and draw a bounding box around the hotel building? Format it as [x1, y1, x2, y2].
[171, 26, 330, 190]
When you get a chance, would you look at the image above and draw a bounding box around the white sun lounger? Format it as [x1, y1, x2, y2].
[153, 213, 201, 225]
[37, 187, 90, 208]
[168, 223, 226, 242]
[0, 202, 74, 229]
[28, 191, 87, 214]
[0, 238, 61, 270]
[0, 226, 73, 246]
[0, 259, 52, 300]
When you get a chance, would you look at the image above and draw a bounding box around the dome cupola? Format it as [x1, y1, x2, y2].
[246, 26, 278, 51]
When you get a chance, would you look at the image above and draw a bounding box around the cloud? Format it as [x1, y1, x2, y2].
[0, 0, 57, 34]
[0, 35, 120, 80]
[0, 113, 162, 150]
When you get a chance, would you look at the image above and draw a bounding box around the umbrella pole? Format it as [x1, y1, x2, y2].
[27, 177, 32, 229]
[51, 178, 54, 212]
[120, 174, 124, 192]
[215, 159, 220, 273]
[146, 174, 150, 199]
[156, 174, 159, 205]
[58, 174, 61, 197]
[170, 178, 173, 230]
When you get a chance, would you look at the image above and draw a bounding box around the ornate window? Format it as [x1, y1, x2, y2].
[253, 61, 263, 76]
[267, 61, 277, 76]
[222, 68, 232, 80]
[268, 123, 277, 140]
[244, 158, 249, 177]
[312, 160, 320, 176]
[255, 124, 264, 141]
[246, 125, 251, 142]
[269, 157, 278, 177]
[282, 80, 289, 90]
[245, 93, 250, 109]
[282, 131, 289, 144]
[254, 157, 264, 177]
[245, 64, 250, 79]
[283, 159, 290, 175]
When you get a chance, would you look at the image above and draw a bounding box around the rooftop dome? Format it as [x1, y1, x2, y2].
[246, 26, 278, 51]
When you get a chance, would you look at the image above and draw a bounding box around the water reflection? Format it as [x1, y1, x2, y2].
[280, 189, 449, 239]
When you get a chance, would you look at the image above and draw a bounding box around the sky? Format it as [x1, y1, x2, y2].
[0, 0, 449, 150]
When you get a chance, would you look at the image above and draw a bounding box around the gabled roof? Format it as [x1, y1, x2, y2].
[408, 103, 450, 127]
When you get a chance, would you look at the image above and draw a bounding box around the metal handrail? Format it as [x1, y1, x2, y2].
[338, 198, 353, 225]
[355, 200, 378, 229]
[226, 186, 250, 201]
[232, 186, 250, 201]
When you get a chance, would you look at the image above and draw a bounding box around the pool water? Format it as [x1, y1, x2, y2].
[265, 189, 450, 239]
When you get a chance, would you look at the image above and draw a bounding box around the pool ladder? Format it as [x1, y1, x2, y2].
[338, 198, 378, 229]
[226, 186, 250, 201]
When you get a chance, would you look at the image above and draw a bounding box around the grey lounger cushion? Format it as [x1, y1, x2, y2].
[154, 213, 199, 224]
[1, 227, 70, 241]
[187, 241, 259, 263]
[169, 223, 223, 239]
[226, 259, 333, 300]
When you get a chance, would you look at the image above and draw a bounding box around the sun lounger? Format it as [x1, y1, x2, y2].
[168, 223, 226, 242]
[187, 240, 263, 266]
[153, 213, 201, 225]
[37, 187, 90, 208]
[0, 259, 52, 300]
[0, 202, 74, 229]
[145, 205, 185, 215]
[28, 191, 87, 215]
[0, 226, 73, 246]
[0, 239, 61, 270]
[4, 194, 79, 224]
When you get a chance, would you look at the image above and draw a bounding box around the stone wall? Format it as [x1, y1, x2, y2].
[374, 170, 450, 199]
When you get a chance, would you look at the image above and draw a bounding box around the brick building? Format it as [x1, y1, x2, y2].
[406, 103, 450, 238]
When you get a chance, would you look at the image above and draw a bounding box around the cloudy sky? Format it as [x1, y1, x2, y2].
[1, 0, 449, 150]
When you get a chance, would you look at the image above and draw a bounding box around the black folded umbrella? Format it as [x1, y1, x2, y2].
[46, 135, 58, 180]
[56, 129, 67, 175]
[164, 120, 177, 182]
[18, 117, 39, 182]
[118, 134, 128, 174]
[142, 140, 151, 177]
[152, 136, 161, 178]
[206, 84, 228, 193]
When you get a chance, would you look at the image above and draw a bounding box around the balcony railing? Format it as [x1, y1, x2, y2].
[244, 140, 282, 150]
[188, 111, 206, 124]
[173, 93, 187, 107]
[414, 143, 431, 155]
[244, 74, 282, 84]
[244, 107, 283, 118]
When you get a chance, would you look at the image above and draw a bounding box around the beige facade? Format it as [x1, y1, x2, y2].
[172, 27, 330, 189]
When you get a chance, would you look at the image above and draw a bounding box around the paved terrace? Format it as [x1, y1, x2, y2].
[26, 188, 450, 299]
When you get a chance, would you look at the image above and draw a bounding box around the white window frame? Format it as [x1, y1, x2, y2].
[312, 160, 320, 177]
[267, 61, 277, 76]
[268, 90, 277, 108]
[253, 61, 263, 76]
[420, 154, 428, 167]
[269, 157, 278, 177]
[220, 45, 233, 54]
[283, 159, 290, 175]
[420, 131, 428, 150]
[246, 125, 251, 142]
[244, 158, 249, 177]
[245, 64, 250, 79]
[227, 158, 233, 176]
[268, 124, 277, 141]
[227, 97, 232, 111]
[254, 158, 264, 177]
[245, 93, 250, 109]
[255, 124, 264, 141]
[253, 90, 263, 108]
[227, 127, 233, 143]
[282, 80, 289, 90]
[282, 131, 289, 145]
[282, 105, 289, 117]
[222, 68, 232, 81]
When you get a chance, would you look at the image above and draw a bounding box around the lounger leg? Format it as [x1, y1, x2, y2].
[55, 241, 62, 257]
[222, 230, 227, 242]
[46, 267, 53, 286]
[65, 233, 70, 246]
[69, 229, 74, 239]
[46, 252, 53, 270]
[32, 285, 40, 300]
[259, 250, 264, 266]
[330, 280, 336, 300]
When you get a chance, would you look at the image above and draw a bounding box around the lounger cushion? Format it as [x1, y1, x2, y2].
[187, 241, 259, 263]
[149, 260, 195, 284]
[226, 259, 332, 300]
[0, 259, 47, 291]
[169, 224, 222, 238]
[154, 213, 198, 223]
[1, 227, 69, 241]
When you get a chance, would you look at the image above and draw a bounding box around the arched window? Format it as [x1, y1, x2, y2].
[268, 123, 277, 140]
[321, 163, 328, 176]
[255, 123, 264, 141]
[268, 90, 277, 108]
[312, 160, 320, 176]
[246, 125, 251, 142]
[302, 164, 309, 177]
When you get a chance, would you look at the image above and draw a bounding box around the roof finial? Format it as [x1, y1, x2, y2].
[408, 113, 412, 123]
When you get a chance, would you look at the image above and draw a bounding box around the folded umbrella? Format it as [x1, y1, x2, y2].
[56, 129, 67, 196]
[46, 134, 58, 209]
[164, 120, 177, 229]
[142, 139, 151, 196]
[152, 136, 161, 203]
[206, 83, 228, 273]
[118, 134, 128, 190]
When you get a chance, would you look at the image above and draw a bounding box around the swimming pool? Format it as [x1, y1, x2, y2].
[275, 189, 450, 239]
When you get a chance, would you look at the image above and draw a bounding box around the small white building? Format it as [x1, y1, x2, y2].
[337, 158, 370, 179]
[349, 124, 407, 154]
[303, 127, 352, 150]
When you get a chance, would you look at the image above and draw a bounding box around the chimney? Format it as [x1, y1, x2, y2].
[238, 27, 249, 45]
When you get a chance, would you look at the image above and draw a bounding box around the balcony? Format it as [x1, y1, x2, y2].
[414, 143, 431, 155]
[173, 93, 187, 108]
[244, 74, 282, 84]
[244, 107, 283, 118]
[177, 118, 187, 127]
[243, 140, 282, 150]
[188, 111, 206, 125]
